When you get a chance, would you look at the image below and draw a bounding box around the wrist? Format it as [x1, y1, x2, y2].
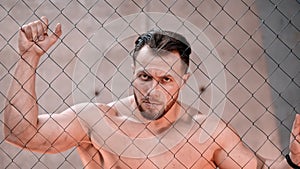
[19, 52, 40, 68]
[290, 152, 300, 166]
[286, 154, 300, 169]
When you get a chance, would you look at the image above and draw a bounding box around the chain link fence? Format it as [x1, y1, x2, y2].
[0, 0, 299, 168]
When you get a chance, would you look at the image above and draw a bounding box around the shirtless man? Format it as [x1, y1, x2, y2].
[4, 16, 300, 169]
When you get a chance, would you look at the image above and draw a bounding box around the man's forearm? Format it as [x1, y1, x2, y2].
[4, 54, 40, 142]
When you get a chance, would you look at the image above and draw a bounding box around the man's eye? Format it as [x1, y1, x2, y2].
[162, 77, 171, 83]
[139, 74, 150, 81]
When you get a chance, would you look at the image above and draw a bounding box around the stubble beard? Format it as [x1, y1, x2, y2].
[133, 91, 178, 121]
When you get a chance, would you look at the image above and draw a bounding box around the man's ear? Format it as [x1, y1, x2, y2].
[182, 73, 191, 85]
[131, 64, 135, 74]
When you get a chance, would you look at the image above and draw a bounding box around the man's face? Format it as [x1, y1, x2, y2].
[132, 46, 189, 121]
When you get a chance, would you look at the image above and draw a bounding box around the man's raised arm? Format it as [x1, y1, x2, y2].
[3, 16, 87, 153]
[215, 115, 300, 169]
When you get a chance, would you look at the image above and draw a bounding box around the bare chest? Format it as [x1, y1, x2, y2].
[80, 103, 218, 168]
[97, 138, 217, 169]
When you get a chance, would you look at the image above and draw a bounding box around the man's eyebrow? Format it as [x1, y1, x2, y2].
[136, 68, 175, 78]
[136, 70, 151, 76]
[136, 70, 148, 74]
[157, 73, 174, 79]
[163, 75, 176, 81]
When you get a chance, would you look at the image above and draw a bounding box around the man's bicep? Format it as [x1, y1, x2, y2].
[214, 141, 258, 169]
[27, 107, 88, 153]
[213, 124, 259, 169]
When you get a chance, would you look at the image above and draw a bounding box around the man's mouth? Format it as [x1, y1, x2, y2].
[141, 99, 162, 108]
[141, 98, 161, 104]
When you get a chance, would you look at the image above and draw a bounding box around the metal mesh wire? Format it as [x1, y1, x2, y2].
[0, 0, 299, 168]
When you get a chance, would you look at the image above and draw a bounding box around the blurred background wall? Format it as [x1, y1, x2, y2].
[0, 0, 299, 168]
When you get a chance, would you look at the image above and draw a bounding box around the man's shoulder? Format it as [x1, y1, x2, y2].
[72, 95, 135, 116]
[184, 109, 240, 146]
[210, 119, 242, 147]
[71, 102, 114, 114]
[107, 96, 135, 116]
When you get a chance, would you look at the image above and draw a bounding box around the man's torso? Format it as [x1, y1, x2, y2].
[76, 97, 222, 168]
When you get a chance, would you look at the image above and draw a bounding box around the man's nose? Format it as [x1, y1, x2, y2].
[146, 80, 161, 96]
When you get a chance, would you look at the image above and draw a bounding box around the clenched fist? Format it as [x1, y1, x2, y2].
[19, 16, 62, 57]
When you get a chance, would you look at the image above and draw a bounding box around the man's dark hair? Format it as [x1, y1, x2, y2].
[132, 30, 191, 71]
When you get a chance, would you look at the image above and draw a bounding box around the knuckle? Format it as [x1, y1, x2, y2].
[27, 23, 35, 30]
[23, 25, 31, 33]
[32, 22, 38, 28]
[28, 22, 35, 26]
[21, 25, 28, 31]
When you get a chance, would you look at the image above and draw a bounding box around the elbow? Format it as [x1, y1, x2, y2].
[3, 125, 24, 148]
[4, 135, 19, 146]
[3, 122, 14, 143]
[3, 123, 35, 149]
[3, 111, 21, 146]
[3, 106, 34, 147]
[3, 105, 19, 139]
[3, 130, 24, 148]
